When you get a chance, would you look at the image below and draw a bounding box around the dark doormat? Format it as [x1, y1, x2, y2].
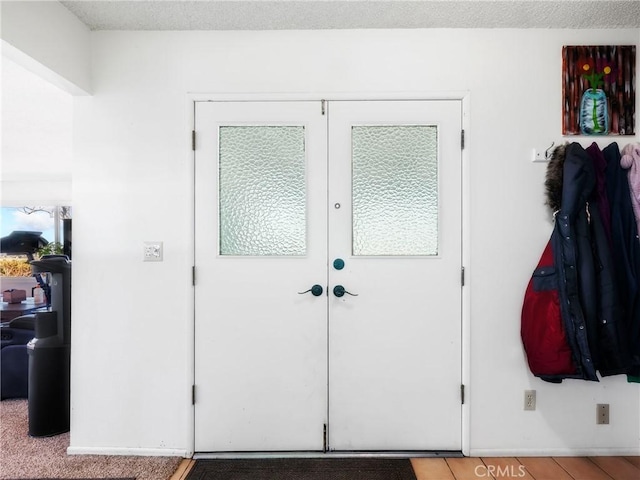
[186, 458, 417, 480]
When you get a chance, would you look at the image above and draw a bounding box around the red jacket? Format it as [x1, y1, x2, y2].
[521, 240, 578, 381]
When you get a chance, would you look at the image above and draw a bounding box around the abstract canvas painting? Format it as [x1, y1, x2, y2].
[562, 45, 636, 136]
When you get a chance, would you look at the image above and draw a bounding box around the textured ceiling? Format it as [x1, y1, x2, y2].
[60, 1, 640, 30]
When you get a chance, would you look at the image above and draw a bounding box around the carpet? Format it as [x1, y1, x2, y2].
[186, 458, 417, 480]
[3, 478, 135, 480]
[1, 399, 182, 480]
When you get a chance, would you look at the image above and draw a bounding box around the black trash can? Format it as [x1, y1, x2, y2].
[27, 255, 71, 437]
[27, 311, 70, 436]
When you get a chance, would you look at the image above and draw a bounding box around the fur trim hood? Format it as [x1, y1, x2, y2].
[544, 143, 567, 212]
[544, 142, 596, 215]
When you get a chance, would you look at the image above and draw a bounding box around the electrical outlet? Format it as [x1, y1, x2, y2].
[524, 390, 536, 411]
[143, 241, 163, 262]
[597, 404, 610, 424]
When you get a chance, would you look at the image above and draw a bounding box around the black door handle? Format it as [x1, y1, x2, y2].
[333, 285, 358, 297]
[298, 284, 324, 297]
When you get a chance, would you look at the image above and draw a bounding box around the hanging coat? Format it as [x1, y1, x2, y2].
[522, 143, 596, 382]
[610, 142, 640, 379]
[522, 142, 630, 382]
[585, 143, 630, 376]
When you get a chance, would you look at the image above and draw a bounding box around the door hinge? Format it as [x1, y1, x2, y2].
[192, 385, 196, 405]
[321, 100, 326, 116]
[461, 266, 465, 287]
[192, 130, 196, 151]
[461, 129, 465, 150]
[192, 266, 196, 286]
[461, 384, 465, 404]
[323, 423, 327, 452]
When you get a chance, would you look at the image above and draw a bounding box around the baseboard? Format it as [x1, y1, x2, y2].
[67, 446, 189, 457]
[469, 447, 640, 457]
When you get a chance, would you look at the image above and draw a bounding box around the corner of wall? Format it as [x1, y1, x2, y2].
[1, 1, 91, 95]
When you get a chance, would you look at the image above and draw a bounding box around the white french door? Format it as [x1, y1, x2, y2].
[194, 99, 462, 453]
[194, 101, 328, 451]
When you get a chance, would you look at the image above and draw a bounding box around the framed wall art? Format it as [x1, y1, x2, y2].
[562, 45, 636, 136]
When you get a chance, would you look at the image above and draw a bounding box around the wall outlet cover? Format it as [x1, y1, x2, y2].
[524, 390, 536, 411]
[143, 241, 163, 262]
[597, 404, 610, 425]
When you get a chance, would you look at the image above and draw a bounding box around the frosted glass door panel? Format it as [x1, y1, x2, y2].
[352, 126, 438, 256]
[219, 126, 306, 256]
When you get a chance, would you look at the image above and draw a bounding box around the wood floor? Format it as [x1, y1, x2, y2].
[411, 457, 640, 479]
[171, 456, 640, 480]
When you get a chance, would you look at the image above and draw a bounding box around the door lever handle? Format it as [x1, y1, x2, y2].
[298, 284, 324, 297]
[333, 285, 358, 297]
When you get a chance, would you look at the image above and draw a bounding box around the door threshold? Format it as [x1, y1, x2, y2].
[194, 450, 463, 459]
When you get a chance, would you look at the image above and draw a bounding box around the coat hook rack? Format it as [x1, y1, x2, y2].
[532, 142, 557, 163]
[545, 142, 556, 160]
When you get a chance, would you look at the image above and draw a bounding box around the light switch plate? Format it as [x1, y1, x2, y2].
[143, 241, 163, 262]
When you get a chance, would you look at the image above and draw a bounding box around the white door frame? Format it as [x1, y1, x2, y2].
[186, 92, 471, 457]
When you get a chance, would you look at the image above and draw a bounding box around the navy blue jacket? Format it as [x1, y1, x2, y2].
[552, 143, 598, 381]
[604, 143, 640, 377]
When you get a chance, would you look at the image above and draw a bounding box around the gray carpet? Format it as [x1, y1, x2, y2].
[0, 399, 182, 480]
[186, 458, 417, 480]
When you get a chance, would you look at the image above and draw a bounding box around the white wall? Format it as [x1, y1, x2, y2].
[1, 0, 86, 206]
[70, 29, 640, 456]
[1, 1, 91, 95]
[1, 56, 73, 205]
